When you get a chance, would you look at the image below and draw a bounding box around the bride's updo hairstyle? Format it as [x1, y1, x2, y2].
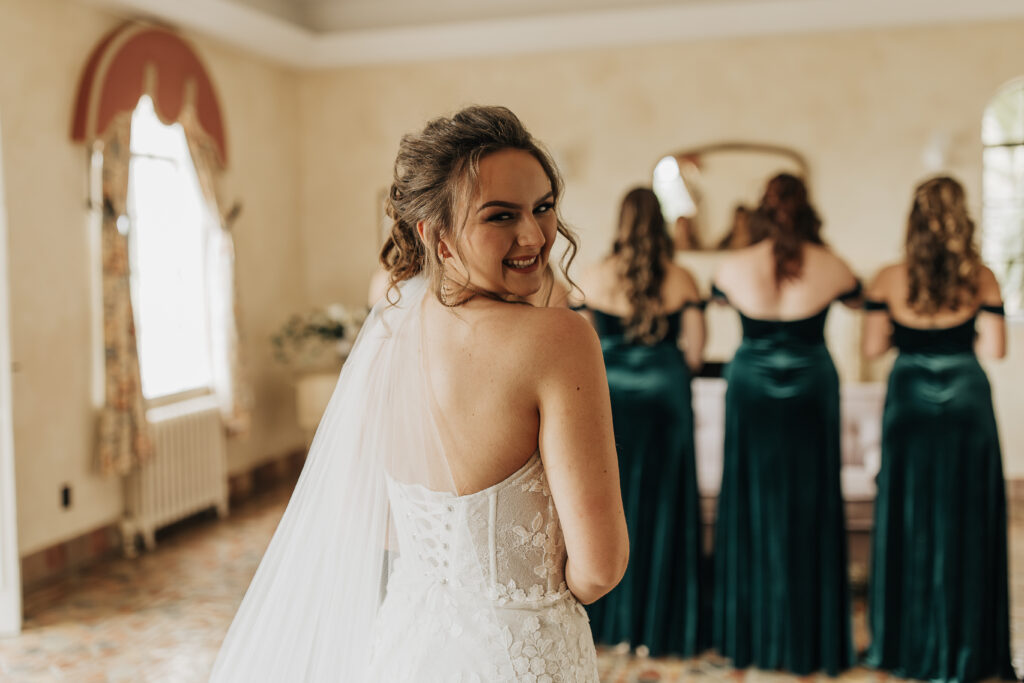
[380, 105, 578, 305]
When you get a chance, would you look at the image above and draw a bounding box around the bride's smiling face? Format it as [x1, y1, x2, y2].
[445, 148, 558, 300]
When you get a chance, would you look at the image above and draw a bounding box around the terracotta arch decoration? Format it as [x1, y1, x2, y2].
[71, 22, 227, 166]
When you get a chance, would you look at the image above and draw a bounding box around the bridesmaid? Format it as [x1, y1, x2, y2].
[863, 176, 1015, 683]
[576, 187, 706, 657]
[710, 173, 857, 676]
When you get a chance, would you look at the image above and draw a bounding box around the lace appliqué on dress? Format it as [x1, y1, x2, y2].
[366, 453, 598, 682]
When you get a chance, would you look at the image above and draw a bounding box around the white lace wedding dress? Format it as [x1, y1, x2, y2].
[211, 277, 598, 681]
[367, 452, 600, 682]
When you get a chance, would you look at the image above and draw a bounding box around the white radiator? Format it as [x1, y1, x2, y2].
[120, 394, 229, 556]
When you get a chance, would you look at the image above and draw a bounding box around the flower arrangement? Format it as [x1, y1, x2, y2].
[271, 304, 367, 370]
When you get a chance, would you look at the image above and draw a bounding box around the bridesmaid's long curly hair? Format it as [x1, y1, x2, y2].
[905, 176, 982, 314]
[750, 173, 824, 285]
[612, 187, 674, 345]
[380, 105, 578, 305]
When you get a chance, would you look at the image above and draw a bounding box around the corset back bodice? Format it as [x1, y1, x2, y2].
[385, 452, 569, 605]
[372, 453, 598, 681]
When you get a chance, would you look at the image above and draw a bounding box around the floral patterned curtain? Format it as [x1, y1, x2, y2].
[182, 113, 252, 435]
[96, 117, 152, 476]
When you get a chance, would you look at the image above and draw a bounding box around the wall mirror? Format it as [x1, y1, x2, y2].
[652, 143, 809, 250]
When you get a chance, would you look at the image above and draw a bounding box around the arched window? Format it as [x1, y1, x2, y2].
[71, 23, 248, 475]
[982, 79, 1024, 316]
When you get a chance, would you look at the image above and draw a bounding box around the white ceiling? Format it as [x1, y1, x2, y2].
[76, 0, 1024, 68]
[223, 0, 732, 33]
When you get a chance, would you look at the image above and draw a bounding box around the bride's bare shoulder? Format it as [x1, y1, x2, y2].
[495, 304, 601, 363]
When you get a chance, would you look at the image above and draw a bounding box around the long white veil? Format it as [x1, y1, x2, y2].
[210, 275, 505, 681]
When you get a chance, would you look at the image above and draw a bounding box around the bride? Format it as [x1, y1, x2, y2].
[210, 106, 628, 681]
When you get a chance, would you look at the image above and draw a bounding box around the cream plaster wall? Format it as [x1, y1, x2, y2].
[296, 21, 1024, 476]
[3, 2, 1023, 558]
[0, 0, 306, 555]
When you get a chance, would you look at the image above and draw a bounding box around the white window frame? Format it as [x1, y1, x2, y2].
[981, 78, 1024, 319]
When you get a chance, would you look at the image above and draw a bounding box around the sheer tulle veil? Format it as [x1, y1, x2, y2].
[210, 275, 509, 680]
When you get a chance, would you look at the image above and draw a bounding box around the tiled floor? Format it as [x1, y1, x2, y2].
[0, 481, 1020, 682]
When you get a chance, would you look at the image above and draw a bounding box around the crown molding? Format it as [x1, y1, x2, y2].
[77, 0, 313, 67]
[76, 0, 1024, 69]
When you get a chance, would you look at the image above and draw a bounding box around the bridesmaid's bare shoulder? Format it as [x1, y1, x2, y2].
[977, 265, 1003, 305]
[664, 261, 702, 306]
[866, 263, 905, 301]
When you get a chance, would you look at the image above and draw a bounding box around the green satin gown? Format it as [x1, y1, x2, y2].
[711, 288, 854, 676]
[583, 305, 705, 657]
[864, 302, 1016, 683]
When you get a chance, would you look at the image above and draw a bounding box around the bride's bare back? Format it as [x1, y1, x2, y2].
[422, 297, 592, 492]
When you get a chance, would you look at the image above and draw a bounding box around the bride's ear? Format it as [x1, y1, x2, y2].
[417, 220, 455, 263]
[437, 240, 454, 261]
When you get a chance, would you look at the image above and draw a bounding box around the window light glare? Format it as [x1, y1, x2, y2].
[127, 95, 215, 399]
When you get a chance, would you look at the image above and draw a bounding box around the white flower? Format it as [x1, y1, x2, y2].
[325, 303, 348, 322]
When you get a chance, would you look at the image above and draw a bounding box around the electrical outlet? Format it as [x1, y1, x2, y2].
[61, 484, 71, 509]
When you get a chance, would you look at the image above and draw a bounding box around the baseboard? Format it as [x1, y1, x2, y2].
[19, 525, 121, 592]
[20, 448, 306, 593]
[227, 448, 306, 504]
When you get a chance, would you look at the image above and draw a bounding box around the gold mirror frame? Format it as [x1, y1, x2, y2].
[653, 142, 810, 251]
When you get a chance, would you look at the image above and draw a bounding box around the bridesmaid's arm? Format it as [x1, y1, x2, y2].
[676, 265, 706, 374]
[681, 304, 706, 374]
[836, 279, 864, 309]
[975, 266, 1007, 360]
[833, 253, 863, 309]
[862, 268, 894, 359]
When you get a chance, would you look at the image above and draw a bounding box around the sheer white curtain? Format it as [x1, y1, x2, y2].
[182, 114, 251, 434]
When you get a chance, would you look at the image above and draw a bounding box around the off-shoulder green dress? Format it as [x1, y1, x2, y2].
[864, 300, 1016, 683]
[710, 285, 856, 676]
